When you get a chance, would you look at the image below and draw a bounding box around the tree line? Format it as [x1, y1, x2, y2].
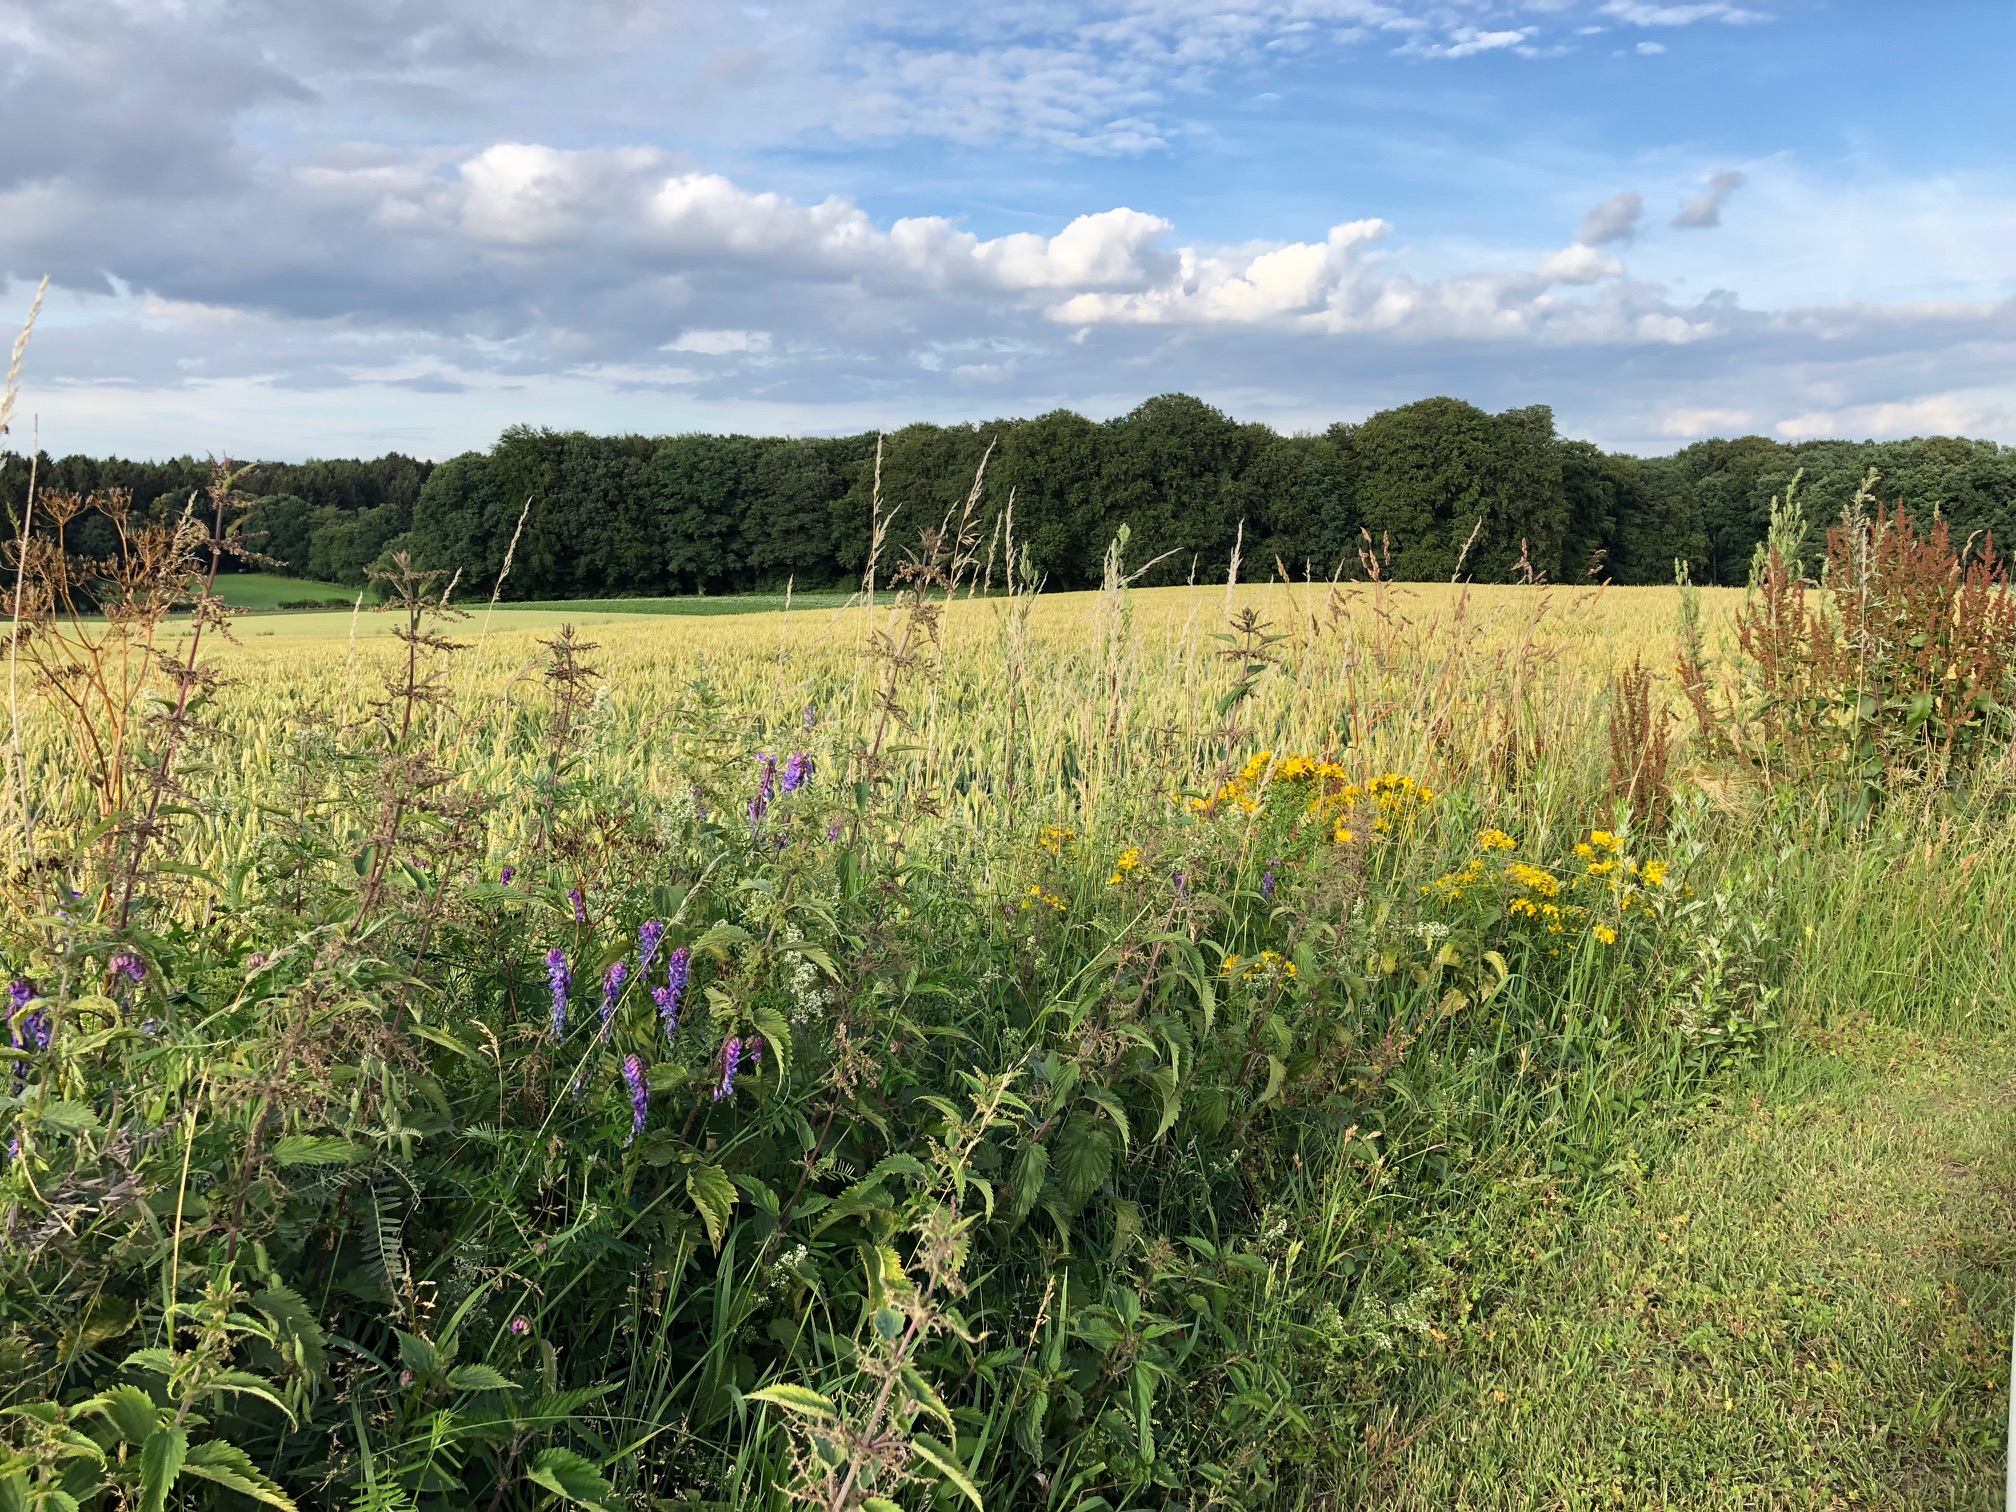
[6, 394, 2013, 595]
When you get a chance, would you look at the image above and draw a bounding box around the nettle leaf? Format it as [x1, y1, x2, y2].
[271, 1135, 370, 1168]
[396, 1331, 440, 1380]
[527, 1448, 612, 1509]
[91, 1384, 160, 1446]
[685, 1162, 739, 1251]
[137, 1427, 188, 1512]
[253, 1285, 327, 1380]
[749, 1006, 793, 1081]
[181, 1440, 298, 1510]
[1008, 1141, 1047, 1225]
[744, 1383, 835, 1419]
[444, 1365, 514, 1393]
[1054, 1115, 1114, 1214]
[909, 1434, 983, 1511]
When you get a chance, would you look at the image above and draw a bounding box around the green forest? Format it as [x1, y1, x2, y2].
[7, 393, 2014, 595]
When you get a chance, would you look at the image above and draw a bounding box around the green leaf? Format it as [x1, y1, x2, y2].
[862, 1500, 903, 1512]
[444, 1365, 515, 1393]
[253, 1285, 327, 1380]
[270, 1135, 369, 1168]
[182, 1440, 299, 1510]
[35, 1101, 102, 1136]
[748, 1006, 794, 1080]
[90, 1385, 159, 1445]
[1253, 1054, 1287, 1110]
[685, 1163, 738, 1251]
[526, 1447, 612, 1509]
[909, 1434, 983, 1511]
[396, 1331, 440, 1380]
[0, 1470, 26, 1512]
[1054, 1115, 1114, 1214]
[1009, 1141, 1047, 1225]
[744, 1383, 835, 1419]
[138, 1427, 188, 1512]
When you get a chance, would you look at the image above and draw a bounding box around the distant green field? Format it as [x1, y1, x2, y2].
[213, 573, 356, 609]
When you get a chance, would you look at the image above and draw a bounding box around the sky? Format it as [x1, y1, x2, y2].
[1, 0, 2012, 460]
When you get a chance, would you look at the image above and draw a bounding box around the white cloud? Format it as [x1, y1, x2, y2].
[666, 330, 772, 355]
[1400, 27, 1534, 58]
[1578, 191, 1644, 245]
[1673, 168, 1747, 229]
[1637, 40, 1667, 54]
[1598, 1, 1771, 24]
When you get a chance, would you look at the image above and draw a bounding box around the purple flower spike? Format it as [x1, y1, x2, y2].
[783, 752, 813, 794]
[545, 948, 572, 1038]
[713, 1036, 743, 1102]
[109, 951, 146, 985]
[825, 821, 842, 843]
[601, 960, 628, 1031]
[510, 1316, 530, 1337]
[500, 865, 516, 885]
[7, 980, 33, 1014]
[638, 919, 665, 977]
[622, 1054, 649, 1145]
[567, 887, 586, 924]
[1261, 864, 1276, 902]
[1174, 871, 1188, 901]
[653, 947, 690, 1044]
[745, 1034, 765, 1074]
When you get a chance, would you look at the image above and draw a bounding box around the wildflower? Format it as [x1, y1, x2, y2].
[1174, 871, 1188, 900]
[1589, 830, 1621, 853]
[1021, 885, 1068, 913]
[1220, 953, 1241, 978]
[7, 980, 33, 1014]
[1333, 820, 1357, 845]
[1036, 825, 1075, 856]
[1505, 862, 1561, 898]
[692, 785, 708, 823]
[601, 960, 628, 1031]
[1592, 924, 1618, 945]
[247, 952, 268, 970]
[655, 947, 690, 1043]
[746, 1035, 765, 1074]
[545, 949, 571, 1038]
[783, 752, 813, 794]
[714, 1037, 744, 1101]
[623, 1054, 649, 1144]
[1641, 860, 1669, 888]
[1261, 863, 1276, 901]
[1478, 829, 1516, 852]
[568, 887, 586, 924]
[109, 951, 146, 984]
[749, 754, 778, 822]
[500, 865, 516, 885]
[825, 821, 842, 842]
[510, 1316, 530, 1337]
[1107, 847, 1142, 886]
[638, 919, 665, 977]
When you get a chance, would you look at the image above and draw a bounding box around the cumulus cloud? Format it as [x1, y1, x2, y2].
[1598, 1, 1771, 24]
[1674, 169, 1747, 228]
[1578, 192, 1644, 246]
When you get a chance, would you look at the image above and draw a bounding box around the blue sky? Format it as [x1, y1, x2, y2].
[2, 0, 2012, 459]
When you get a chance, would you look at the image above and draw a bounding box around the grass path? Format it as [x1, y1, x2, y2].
[1381, 1020, 2016, 1510]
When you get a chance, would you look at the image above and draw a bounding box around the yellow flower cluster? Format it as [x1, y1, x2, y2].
[1107, 847, 1142, 886]
[1426, 826, 1675, 946]
[1035, 825, 1076, 856]
[1187, 753, 1435, 847]
[1221, 950, 1297, 982]
[1021, 884, 1068, 913]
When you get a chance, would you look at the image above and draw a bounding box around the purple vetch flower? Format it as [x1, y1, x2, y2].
[825, 821, 842, 843]
[782, 752, 813, 794]
[653, 947, 690, 1044]
[745, 1035, 765, 1075]
[247, 952, 268, 971]
[510, 1315, 530, 1336]
[692, 786, 708, 823]
[748, 754, 777, 824]
[601, 960, 628, 1032]
[1174, 871, 1188, 901]
[637, 919, 665, 977]
[109, 952, 145, 985]
[7, 980, 32, 1014]
[1261, 862, 1276, 902]
[567, 887, 587, 924]
[500, 865, 516, 885]
[622, 1054, 649, 1145]
[545, 949, 572, 1038]
[713, 1036, 743, 1102]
